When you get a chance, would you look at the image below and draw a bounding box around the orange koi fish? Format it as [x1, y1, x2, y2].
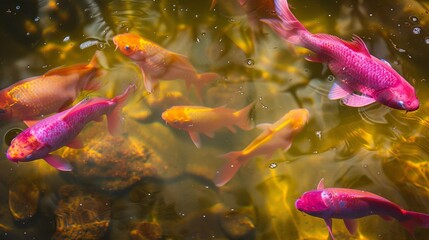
[161, 103, 255, 148]
[0, 52, 104, 122]
[214, 108, 309, 186]
[112, 33, 220, 97]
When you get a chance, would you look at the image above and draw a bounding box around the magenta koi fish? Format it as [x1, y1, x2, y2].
[263, 0, 419, 111]
[296, 179, 429, 239]
[6, 85, 136, 171]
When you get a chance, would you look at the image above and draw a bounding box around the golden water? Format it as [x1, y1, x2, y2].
[1, 0, 429, 239]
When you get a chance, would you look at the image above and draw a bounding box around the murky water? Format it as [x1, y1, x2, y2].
[1, 0, 429, 239]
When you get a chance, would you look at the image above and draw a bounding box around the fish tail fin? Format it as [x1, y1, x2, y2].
[107, 84, 137, 135]
[85, 51, 108, 91]
[400, 210, 429, 237]
[214, 151, 245, 187]
[261, 0, 309, 46]
[234, 102, 255, 131]
[209, 0, 216, 10]
[193, 72, 220, 100]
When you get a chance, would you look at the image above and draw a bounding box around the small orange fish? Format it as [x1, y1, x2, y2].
[161, 103, 255, 148]
[0, 52, 104, 122]
[112, 33, 220, 97]
[214, 108, 309, 186]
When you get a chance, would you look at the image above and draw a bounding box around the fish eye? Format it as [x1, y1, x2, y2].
[398, 100, 405, 109]
[124, 45, 131, 51]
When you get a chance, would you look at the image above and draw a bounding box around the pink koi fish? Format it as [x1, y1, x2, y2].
[296, 179, 429, 239]
[6, 85, 136, 171]
[262, 0, 419, 111]
[214, 108, 309, 187]
[112, 33, 220, 98]
[161, 102, 255, 148]
[0, 52, 105, 122]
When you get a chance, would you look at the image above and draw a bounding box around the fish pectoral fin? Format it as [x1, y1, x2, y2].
[328, 81, 352, 100]
[343, 219, 358, 235]
[305, 54, 323, 63]
[44, 154, 72, 171]
[227, 125, 236, 133]
[341, 93, 376, 107]
[379, 215, 394, 221]
[188, 131, 202, 148]
[317, 178, 325, 190]
[66, 136, 84, 149]
[324, 218, 335, 240]
[204, 131, 215, 138]
[137, 64, 156, 93]
[256, 123, 272, 130]
[282, 141, 292, 152]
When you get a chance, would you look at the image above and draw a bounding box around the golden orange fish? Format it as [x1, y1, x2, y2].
[214, 108, 309, 186]
[0, 52, 104, 122]
[161, 103, 255, 148]
[112, 33, 220, 98]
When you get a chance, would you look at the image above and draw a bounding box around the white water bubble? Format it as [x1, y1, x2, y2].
[269, 163, 277, 169]
[412, 26, 421, 35]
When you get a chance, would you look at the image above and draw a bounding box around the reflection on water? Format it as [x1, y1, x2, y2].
[0, 0, 429, 239]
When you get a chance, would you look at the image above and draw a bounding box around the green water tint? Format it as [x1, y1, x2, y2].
[0, 0, 429, 239]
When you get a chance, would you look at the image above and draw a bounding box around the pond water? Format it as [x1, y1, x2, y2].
[1, 0, 429, 239]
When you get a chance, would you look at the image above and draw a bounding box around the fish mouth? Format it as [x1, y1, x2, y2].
[295, 198, 303, 211]
[5, 151, 19, 163]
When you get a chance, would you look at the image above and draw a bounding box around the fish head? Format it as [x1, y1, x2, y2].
[112, 33, 146, 60]
[295, 190, 330, 217]
[6, 132, 43, 162]
[375, 87, 419, 111]
[161, 107, 193, 130]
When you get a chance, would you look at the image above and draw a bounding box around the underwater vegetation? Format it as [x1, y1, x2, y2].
[0, 0, 429, 239]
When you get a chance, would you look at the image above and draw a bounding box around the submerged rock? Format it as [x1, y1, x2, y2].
[129, 221, 163, 240]
[220, 210, 255, 240]
[8, 182, 40, 221]
[61, 122, 166, 191]
[52, 185, 110, 240]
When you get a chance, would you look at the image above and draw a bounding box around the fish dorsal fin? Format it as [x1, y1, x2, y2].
[315, 33, 371, 57]
[24, 119, 40, 128]
[43, 64, 86, 77]
[350, 35, 371, 57]
[343, 219, 358, 235]
[317, 178, 325, 190]
[60, 97, 95, 119]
